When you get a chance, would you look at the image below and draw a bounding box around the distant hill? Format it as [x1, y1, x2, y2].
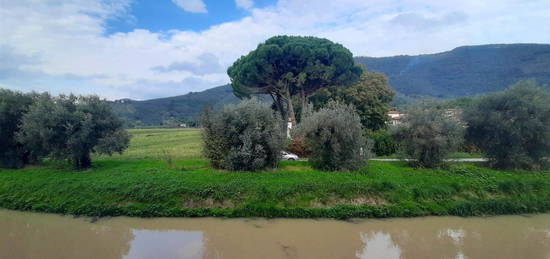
[112, 44, 550, 125]
[110, 84, 240, 125]
[355, 43, 550, 98]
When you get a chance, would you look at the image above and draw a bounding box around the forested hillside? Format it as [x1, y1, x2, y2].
[355, 44, 550, 98]
[111, 44, 550, 126]
[110, 84, 239, 125]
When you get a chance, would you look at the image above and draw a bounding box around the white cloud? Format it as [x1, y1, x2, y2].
[1, 0, 549, 99]
[171, 0, 207, 13]
[389, 12, 468, 31]
[235, 0, 253, 10]
[153, 53, 224, 75]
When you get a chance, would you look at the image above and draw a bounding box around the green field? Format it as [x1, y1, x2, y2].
[97, 128, 204, 161]
[1, 128, 549, 219]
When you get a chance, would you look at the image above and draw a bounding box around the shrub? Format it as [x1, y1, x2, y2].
[201, 99, 284, 171]
[160, 149, 175, 169]
[368, 130, 398, 156]
[392, 102, 464, 168]
[296, 101, 370, 171]
[287, 137, 312, 158]
[464, 81, 550, 170]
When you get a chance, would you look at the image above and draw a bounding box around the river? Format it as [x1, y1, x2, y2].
[1, 209, 549, 259]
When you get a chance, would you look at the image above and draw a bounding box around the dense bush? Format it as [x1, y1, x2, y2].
[392, 102, 464, 168]
[287, 137, 312, 158]
[201, 99, 284, 171]
[310, 69, 394, 131]
[464, 81, 550, 170]
[296, 101, 370, 171]
[0, 89, 35, 168]
[368, 130, 398, 156]
[17, 94, 130, 169]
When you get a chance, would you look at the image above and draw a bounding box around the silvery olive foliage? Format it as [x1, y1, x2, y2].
[295, 101, 371, 171]
[17, 93, 130, 169]
[392, 102, 464, 168]
[464, 81, 550, 170]
[201, 99, 285, 171]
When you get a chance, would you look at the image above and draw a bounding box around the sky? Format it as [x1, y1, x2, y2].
[1, 0, 549, 100]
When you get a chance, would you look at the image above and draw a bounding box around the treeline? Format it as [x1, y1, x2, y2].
[202, 80, 550, 172]
[3, 36, 549, 173]
[202, 36, 550, 172]
[367, 80, 550, 170]
[0, 90, 130, 169]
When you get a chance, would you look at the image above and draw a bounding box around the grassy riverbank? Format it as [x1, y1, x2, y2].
[0, 129, 549, 219]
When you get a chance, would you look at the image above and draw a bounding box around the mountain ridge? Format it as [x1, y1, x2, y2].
[355, 43, 550, 97]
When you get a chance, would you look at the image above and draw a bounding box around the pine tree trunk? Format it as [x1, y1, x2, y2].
[286, 88, 296, 126]
[270, 93, 288, 137]
[300, 88, 307, 122]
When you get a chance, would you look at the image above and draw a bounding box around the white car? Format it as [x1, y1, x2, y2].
[281, 151, 299, 161]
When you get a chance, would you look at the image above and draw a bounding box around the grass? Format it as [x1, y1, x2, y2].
[374, 152, 483, 159]
[1, 128, 549, 219]
[97, 128, 203, 161]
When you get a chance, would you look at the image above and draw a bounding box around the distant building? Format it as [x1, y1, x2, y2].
[387, 110, 406, 126]
[387, 108, 464, 126]
[287, 117, 294, 139]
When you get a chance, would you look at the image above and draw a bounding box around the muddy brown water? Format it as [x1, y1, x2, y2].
[1, 210, 549, 259]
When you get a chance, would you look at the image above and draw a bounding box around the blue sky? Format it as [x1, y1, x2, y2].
[105, 0, 276, 33]
[1, 0, 549, 100]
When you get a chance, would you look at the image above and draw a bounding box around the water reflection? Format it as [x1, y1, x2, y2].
[123, 230, 203, 259]
[356, 232, 401, 259]
[1, 209, 549, 259]
[352, 216, 550, 259]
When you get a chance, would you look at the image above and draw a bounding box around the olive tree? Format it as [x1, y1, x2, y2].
[295, 101, 370, 171]
[464, 81, 550, 170]
[392, 102, 464, 168]
[0, 89, 35, 168]
[17, 94, 130, 169]
[201, 99, 284, 171]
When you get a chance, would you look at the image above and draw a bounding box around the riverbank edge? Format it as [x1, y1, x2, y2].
[1, 197, 549, 219]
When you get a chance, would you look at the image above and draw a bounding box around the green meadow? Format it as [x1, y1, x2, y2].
[0, 128, 549, 219]
[98, 128, 204, 161]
